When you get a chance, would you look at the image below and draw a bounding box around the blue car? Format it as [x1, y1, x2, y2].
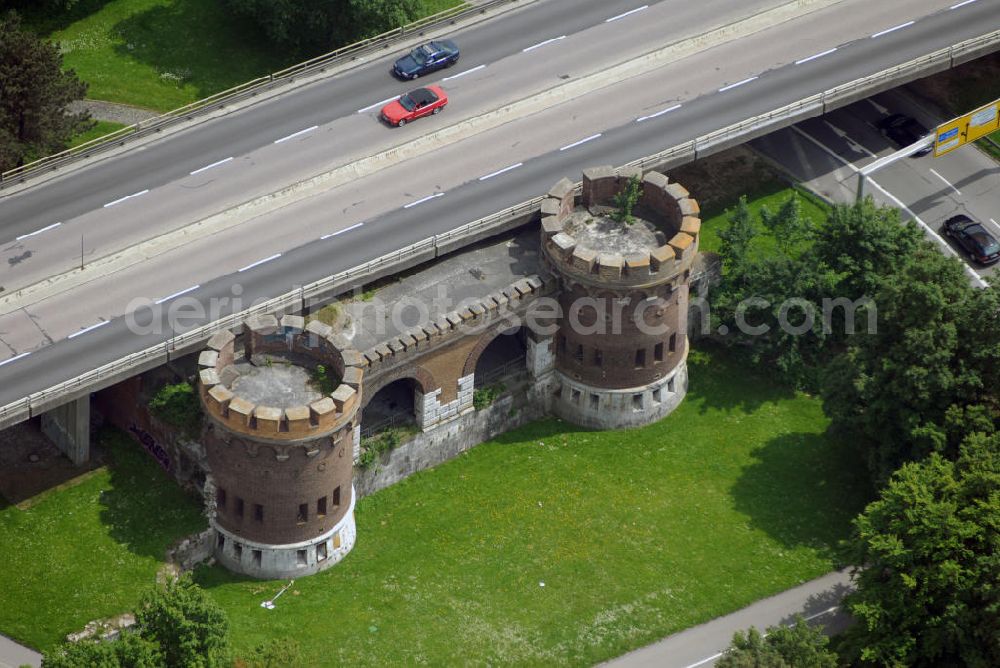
[392, 39, 460, 80]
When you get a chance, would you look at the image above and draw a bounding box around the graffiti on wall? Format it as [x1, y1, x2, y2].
[129, 423, 171, 471]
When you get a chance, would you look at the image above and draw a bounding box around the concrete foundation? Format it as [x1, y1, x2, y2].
[40, 396, 90, 465]
[213, 486, 357, 579]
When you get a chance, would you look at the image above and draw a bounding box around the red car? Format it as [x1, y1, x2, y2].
[380, 86, 447, 127]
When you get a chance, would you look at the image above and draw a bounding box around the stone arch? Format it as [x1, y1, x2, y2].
[463, 323, 528, 384]
[361, 365, 436, 411]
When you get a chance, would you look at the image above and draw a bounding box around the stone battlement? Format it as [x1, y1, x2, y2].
[198, 315, 364, 441]
[541, 166, 700, 287]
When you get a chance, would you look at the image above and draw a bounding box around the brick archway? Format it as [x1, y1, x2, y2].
[462, 323, 526, 379]
[361, 365, 437, 412]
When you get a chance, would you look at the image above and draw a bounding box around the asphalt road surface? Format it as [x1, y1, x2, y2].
[0, 0, 997, 407]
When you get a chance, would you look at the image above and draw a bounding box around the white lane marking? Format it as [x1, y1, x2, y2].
[154, 284, 200, 305]
[992, 218, 998, 226]
[320, 222, 364, 240]
[238, 253, 281, 272]
[636, 103, 682, 122]
[950, 0, 978, 8]
[681, 606, 842, 668]
[0, 352, 31, 368]
[403, 192, 445, 209]
[16, 222, 62, 241]
[103, 189, 149, 208]
[358, 95, 400, 113]
[606, 5, 648, 22]
[479, 162, 523, 181]
[871, 20, 914, 38]
[718, 76, 758, 92]
[443, 64, 486, 81]
[929, 168, 961, 195]
[190, 157, 234, 176]
[273, 125, 318, 144]
[795, 47, 837, 65]
[559, 133, 602, 151]
[523, 35, 566, 53]
[868, 179, 987, 288]
[68, 320, 109, 339]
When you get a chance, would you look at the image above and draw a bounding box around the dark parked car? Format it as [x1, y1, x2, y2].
[943, 214, 1000, 265]
[380, 86, 448, 127]
[393, 40, 460, 79]
[876, 113, 933, 156]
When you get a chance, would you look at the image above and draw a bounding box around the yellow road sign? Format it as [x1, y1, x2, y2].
[934, 98, 1000, 157]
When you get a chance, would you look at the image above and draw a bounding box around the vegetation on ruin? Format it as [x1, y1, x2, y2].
[0, 429, 205, 652]
[310, 364, 338, 396]
[357, 425, 419, 468]
[472, 382, 507, 410]
[148, 381, 202, 439]
[610, 174, 642, 226]
[193, 346, 869, 666]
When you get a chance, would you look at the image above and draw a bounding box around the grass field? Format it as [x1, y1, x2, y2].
[24, 0, 464, 112]
[195, 345, 870, 666]
[0, 430, 206, 651]
[69, 120, 129, 148]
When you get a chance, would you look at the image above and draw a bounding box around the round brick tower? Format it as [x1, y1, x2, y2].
[541, 166, 700, 429]
[197, 314, 365, 579]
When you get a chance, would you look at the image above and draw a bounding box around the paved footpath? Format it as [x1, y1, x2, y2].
[602, 570, 854, 668]
[0, 633, 41, 668]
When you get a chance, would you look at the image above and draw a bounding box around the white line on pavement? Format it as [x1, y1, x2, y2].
[190, 157, 234, 176]
[443, 64, 486, 81]
[636, 103, 682, 122]
[479, 162, 523, 180]
[16, 222, 62, 241]
[273, 125, 318, 144]
[403, 193, 445, 209]
[560, 133, 602, 151]
[929, 168, 961, 195]
[320, 222, 365, 240]
[523, 35, 566, 53]
[606, 5, 648, 22]
[238, 253, 282, 272]
[358, 95, 400, 113]
[68, 320, 109, 339]
[795, 47, 837, 65]
[155, 284, 200, 304]
[718, 76, 758, 92]
[103, 189, 149, 208]
[950, 0, 978, 9]
[871, 20, 914, 38]
[0, 352, 31, 368]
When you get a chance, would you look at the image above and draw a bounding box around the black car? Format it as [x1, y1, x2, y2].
[392, 39, 460, 79]
[876, 113, 933, 156]
[943, 214, 1000, 265]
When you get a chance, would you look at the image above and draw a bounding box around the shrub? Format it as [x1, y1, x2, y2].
[148, 382, 202, 439]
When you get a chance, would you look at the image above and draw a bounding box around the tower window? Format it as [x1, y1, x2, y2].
[593, 349, 603, 367]
[235, 497, 244, 519]
[654, 342, 664, 362]
[252, 549, 262, 568]
[557, 335, 566, 354]
[234, 543, 243, 561]
[297, 503, 308, 524]
[633, 394, 643, 410]
[574, 344, 584, 363]
[635, 348, 646, 368]
[296, 549, 307, 567]
[332, 486, 342, 508]
[669, 333, 677, 353]
[253, 504, 264, 523]
[589, 394, 599, 409]
[216, 488, 226, 510]
[317, 497, 327, 517]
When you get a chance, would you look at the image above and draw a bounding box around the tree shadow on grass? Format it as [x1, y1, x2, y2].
[110, 0, 291, 103]
[729, 431, 872, 560]
[17, 0, 116, 35]
[686, 342, 798, 415]
[98, 429, 205, 560]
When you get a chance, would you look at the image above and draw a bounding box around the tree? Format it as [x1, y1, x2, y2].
[234, 638, 303, 668]
[840, 438, 1000, 667]
[42, 632, 162, 668]
[135, 574, 229, 668]
[716, 618, 838, 668]
[0, 11, 90, 171]
[716, 196, 756, 283]
[611, 174, 642, 226]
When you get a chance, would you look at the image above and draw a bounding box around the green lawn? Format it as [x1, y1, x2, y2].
[0, 430, 206, 651]
[69, 120, 129, 148]
[195, 346, 870, 666]
[27, 0, 464, 112]
[698, 181, 831, 256]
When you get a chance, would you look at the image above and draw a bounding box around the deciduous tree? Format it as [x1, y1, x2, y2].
[716, 619, 838, 668]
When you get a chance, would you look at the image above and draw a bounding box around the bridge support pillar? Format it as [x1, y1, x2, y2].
[41, 396, 90, 466]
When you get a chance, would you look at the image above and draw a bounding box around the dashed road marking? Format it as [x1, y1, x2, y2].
[523, 36, 566, 53]
[403, 192, 445, 209]
[871, 21, 914, 38]
[68, 320, 109, 339]
[104, 189, 149, 208]
[637, 103, 682, 122]
[321, 222, 364, 240]
[155, 284, 200, 304]
[719, 76, 758, 92]
[443, 64, 486, 81]
[273, 126, 318, 144]
[190, 157, 234, 176]
[559, 133, 602, 151]
[238, 253, 281, 272]
[479, 163, 523, 180]
[16, 222, 61, 241]
[606, 5, 648, 22]
[795, 47, 837, 65]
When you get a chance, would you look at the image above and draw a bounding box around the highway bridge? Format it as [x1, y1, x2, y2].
[0, 0, 997, 450]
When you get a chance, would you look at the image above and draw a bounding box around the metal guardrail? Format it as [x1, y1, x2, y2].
[2, 29, 999, 428]
[0, 0, 522, 187]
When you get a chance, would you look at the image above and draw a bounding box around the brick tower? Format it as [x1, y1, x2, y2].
[540, 166, 700, 429]
[197, 314, 365, 579]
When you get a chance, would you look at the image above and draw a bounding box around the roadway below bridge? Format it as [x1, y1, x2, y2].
[0, 0, 998, 411]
